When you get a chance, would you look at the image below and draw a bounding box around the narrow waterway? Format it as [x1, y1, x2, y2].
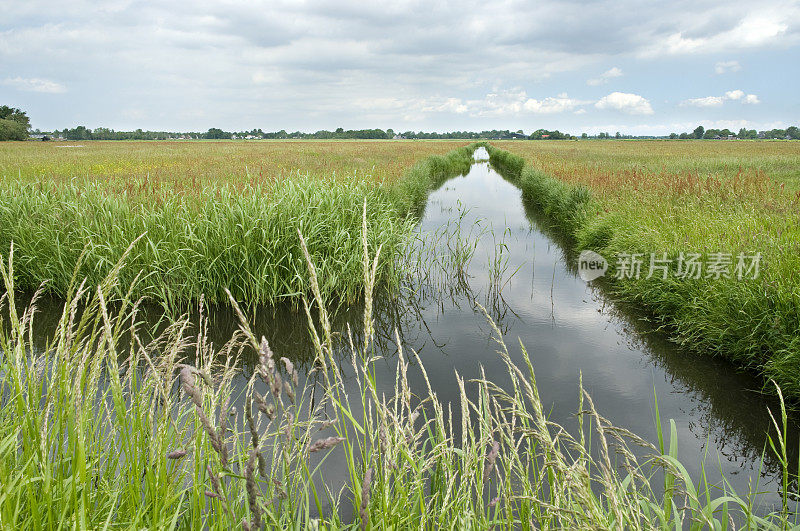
[381, 147, 796, 511]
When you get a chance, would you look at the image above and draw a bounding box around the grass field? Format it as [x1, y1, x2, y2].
[0, 140, 473, 306]
[488, 140, 800, 398]
[0, 140, 469, 192]
[493, 139, 800, 190]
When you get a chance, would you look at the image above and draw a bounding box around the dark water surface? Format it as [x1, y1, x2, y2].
[401, 150, 798, 508]
[14, 148, 798, 516]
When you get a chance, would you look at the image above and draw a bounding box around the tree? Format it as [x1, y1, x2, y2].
[692, 125, 704, 139]
[787, 126, 800, 140]
[0, 106, 31, 140]
[204, 128, 231, 139]
[737, 128, 757, 139]
[0, 119, 27, 140]
[0, 106, 30, 128]
[64, 125, 92, 140]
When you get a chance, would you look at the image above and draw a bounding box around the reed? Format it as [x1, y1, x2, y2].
[0, 144, 476, 307]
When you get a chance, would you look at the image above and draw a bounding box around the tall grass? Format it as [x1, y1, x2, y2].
[0, 145, 476, 307]
[1, 222, 798, 528]
[486, 144, 800, 401]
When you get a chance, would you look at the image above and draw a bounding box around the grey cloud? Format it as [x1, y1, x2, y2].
[1, 0, 796, 131]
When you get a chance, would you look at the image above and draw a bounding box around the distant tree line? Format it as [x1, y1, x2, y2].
[57, 126, 183, 140]
[42, 126, 575, 141]
[40, 124, 800, 142]
[5, 104, 799, 142]
[666, 125, 800, 140]
[528, 129, 572, 140]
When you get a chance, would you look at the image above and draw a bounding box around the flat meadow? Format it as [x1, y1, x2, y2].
[0, 139, 470, 191]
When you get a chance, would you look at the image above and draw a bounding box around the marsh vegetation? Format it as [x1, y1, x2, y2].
[1, 140, 799, 528]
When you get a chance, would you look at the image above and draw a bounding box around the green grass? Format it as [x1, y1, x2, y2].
[0, 145, 474, 307]
[1, 228, 798, 529]
[486, 144, 800, 401]
[2, 138, 799, 526]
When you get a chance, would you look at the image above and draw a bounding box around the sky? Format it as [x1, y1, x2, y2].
[1, 0, 799, 135]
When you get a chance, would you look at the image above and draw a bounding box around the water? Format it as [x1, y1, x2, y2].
[399, 150, 796, 506]
[10, 148, 797, 515]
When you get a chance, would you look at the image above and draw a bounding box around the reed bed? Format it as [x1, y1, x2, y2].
[0, 144, 474, 306]
[486, 144, 800, 401]
[1, 224, 798, 529]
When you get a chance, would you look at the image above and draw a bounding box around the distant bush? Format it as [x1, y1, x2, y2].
[0, 118, 27, 141]
[0, 106, 30, 140]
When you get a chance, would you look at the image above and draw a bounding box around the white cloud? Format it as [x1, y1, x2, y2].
[642, 12, 794, 57]
[429, 98, 469, 114]
[715, 60, 741, 74]
[680, 89, 758, 107]
[681, 96, 725, 107]
[461, 89, 593, 117]
[736, 15, 788, 45]
[2, 76, 66, 93]
[348, 89, 593, 119]
[587, 67, 623, 86]
[523, 94, 588, 114]
[595, 92, 654, 115]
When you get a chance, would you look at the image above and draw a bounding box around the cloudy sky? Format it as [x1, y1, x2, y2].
[1, 0, 798, 135]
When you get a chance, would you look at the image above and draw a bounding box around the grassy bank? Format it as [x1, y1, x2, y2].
[0, 143, 474, 306]
[486, 143, 800, 399]
[1, 236, 797, 529]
